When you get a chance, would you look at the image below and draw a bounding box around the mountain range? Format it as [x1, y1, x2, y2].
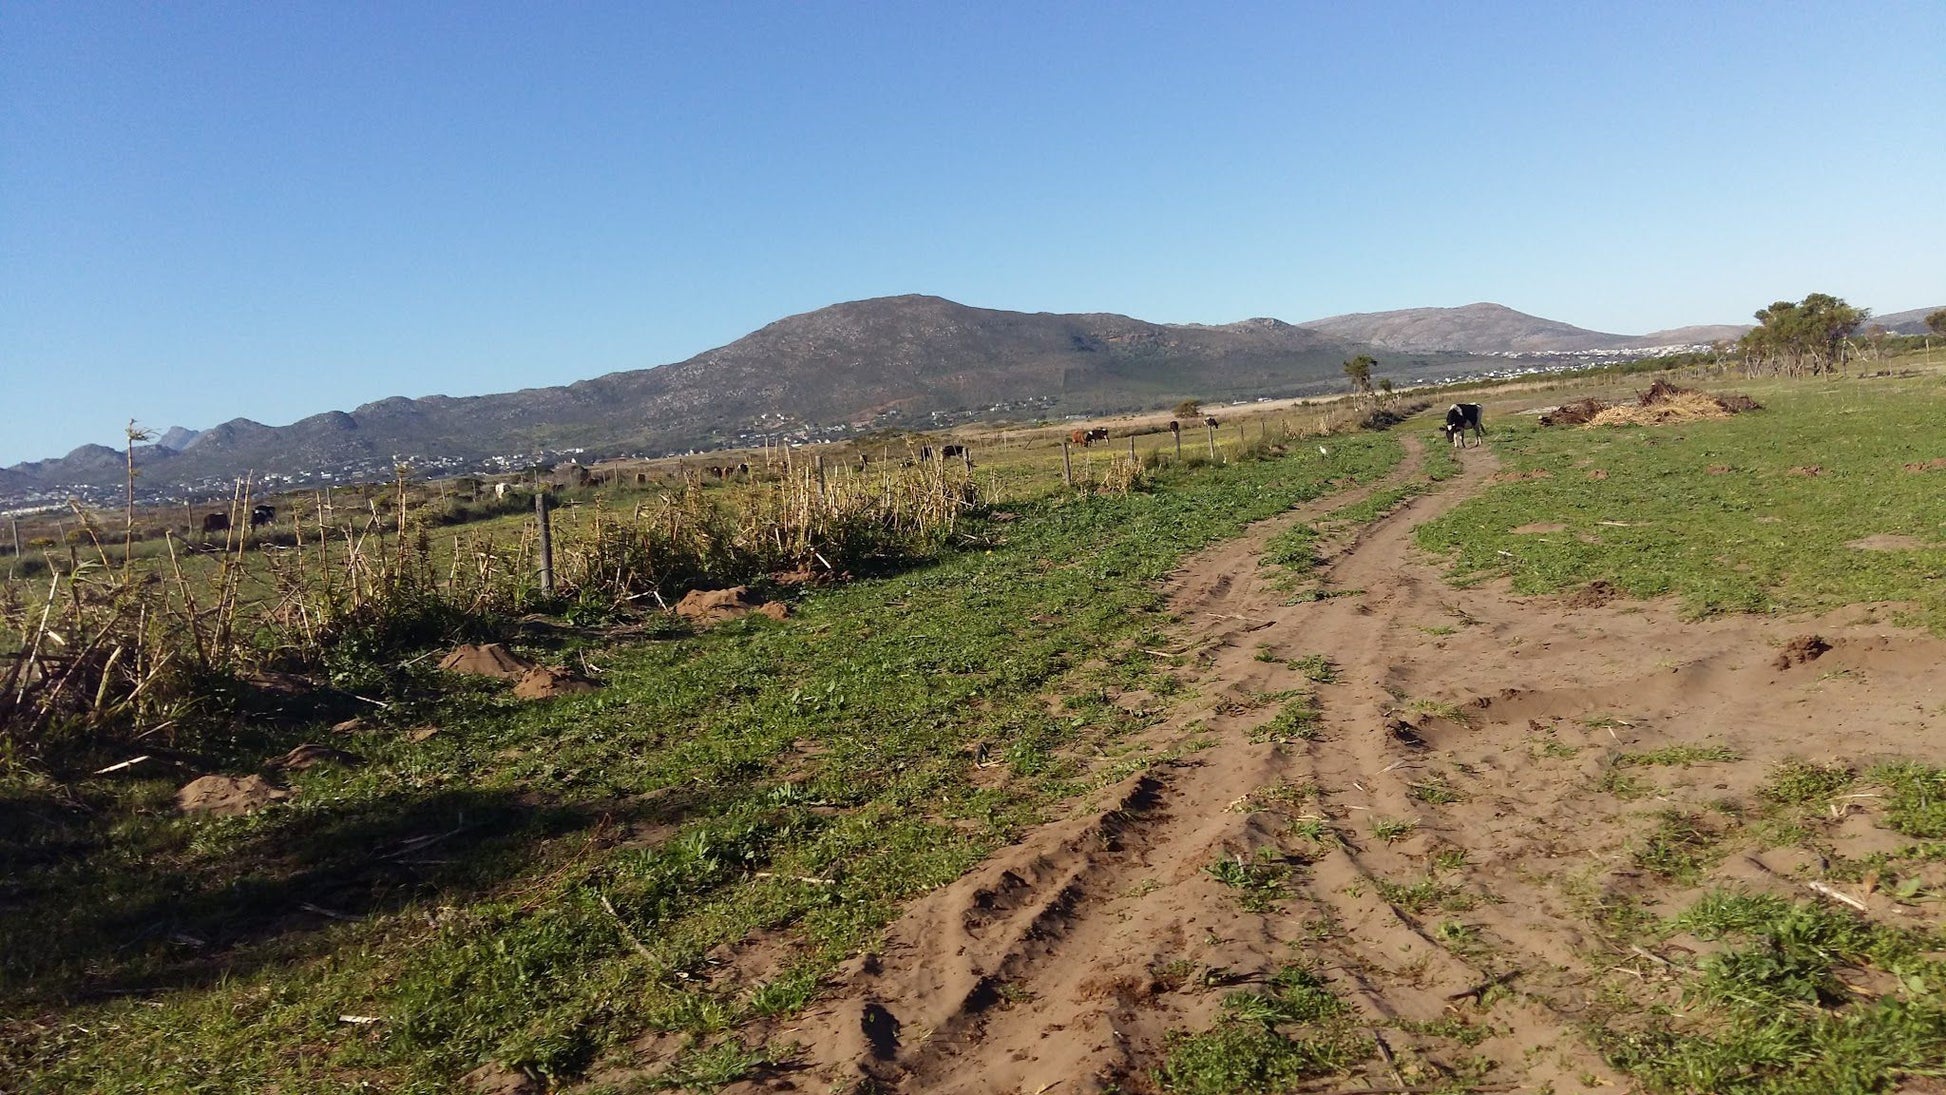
[5, 295, 1934, 506]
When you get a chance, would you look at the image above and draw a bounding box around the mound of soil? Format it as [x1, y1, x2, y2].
[176, 774, 289, 816]
[1539, 398, 1608, 427]
[438, 643, 536, 680]
[267, 743, 364, 771]
[674, 586, 789, 624]
[1542, 381, 1762, 428]
[512, 666, 600, 700]
[1774, 634, 1832, 670]
[1903, 458, 1946, 473]
[1788, 465, 1826, 477]
[1846, 534, 1926, 552]
[1562, 580, 1618, 609]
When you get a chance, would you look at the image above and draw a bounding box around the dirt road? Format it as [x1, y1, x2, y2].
[753, 436, 1946, 1093]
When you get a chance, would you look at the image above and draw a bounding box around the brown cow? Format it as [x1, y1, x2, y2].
[200, 512, 229, 534]
[1069, 429, 1088, 446]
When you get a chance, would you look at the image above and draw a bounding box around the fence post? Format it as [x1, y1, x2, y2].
[1061, 441, 1074, 489]
[816, 453, 826, 497]
[1175, 431, 1182, 459]
[1127, 435, 1136, 463]
[535, 491, 555, 596]
[961, 446, 972, 472]
[1207, 421, 1218, 460]
[7, 517, 17, 580]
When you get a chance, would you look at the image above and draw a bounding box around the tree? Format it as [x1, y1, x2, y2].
[1927, 309, 1946, 336]
[1738, 292, 1867, 375]
[1173, 399, 1202, 418]
[1342, 354, 1377, 397]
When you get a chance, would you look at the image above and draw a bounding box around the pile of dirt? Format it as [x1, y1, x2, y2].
[1538, 398, 1608, 427]
[1903, 457, 1946, 473]
[512, 666, 600, 700]
[1541, 381, 1762, 428]
[438, 643, 536, 680]
[175, 774, 289, 816]
[1773, 634, 1832, 670]
[674, 586, 789, 624]
[267, 743, 364, 771]
[1562, 580, 1619, 609]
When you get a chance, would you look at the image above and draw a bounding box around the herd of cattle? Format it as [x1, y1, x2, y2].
[199, 504, 276, 534]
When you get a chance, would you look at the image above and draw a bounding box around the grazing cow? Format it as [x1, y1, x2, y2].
[1083, 428, 1109, 445]
[200, 512, 230, 534]
[941, 444, 965, 459]
[707, 466, 728, 479]
[494, 482, 512, 500]
[1204, 416, 1220, 429]
[1444, 403, 1486, 447]
[736, 463, 750, 476]
[1069, 429, 1089, 446]
[250, 504, 275, 528]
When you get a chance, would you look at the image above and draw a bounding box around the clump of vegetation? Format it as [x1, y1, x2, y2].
[1601, 891, 1946, 1093]
[1871, 762, 1946, 837]
[1633, 811, 1721, 883]
[1207, 850, 1303, 913]
[1250, 696, 1322, 743]
[1155, 966, 1371, 1094]
[1615, 745, 1742, 768]
[1757, 758, 1856, 807]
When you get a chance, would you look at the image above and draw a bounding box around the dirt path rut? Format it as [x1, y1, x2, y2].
[755, 434, 1946, 1094]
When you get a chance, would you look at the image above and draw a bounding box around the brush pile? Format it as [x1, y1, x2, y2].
[1541, 380, 1761, 427]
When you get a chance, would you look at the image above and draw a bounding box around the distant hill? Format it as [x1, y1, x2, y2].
[1298, 302, 1747, 353]
[3, 296, 1399, 502]
[1872, 306, 1946, 336]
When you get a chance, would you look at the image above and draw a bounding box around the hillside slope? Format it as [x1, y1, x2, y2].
[1299, 302, 1745, 353]
[3, 296, 1375, 500]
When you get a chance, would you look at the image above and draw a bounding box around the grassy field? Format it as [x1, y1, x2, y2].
[1417, 372, 1946, 631]
[15, 357, 1946, 1093]
[1, 433, 1407, 1091]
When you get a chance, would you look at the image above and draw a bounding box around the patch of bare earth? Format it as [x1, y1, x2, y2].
[713, 436, 1946, 1093]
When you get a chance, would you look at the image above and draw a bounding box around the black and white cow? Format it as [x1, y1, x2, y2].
[1443, 403, 1485, 448]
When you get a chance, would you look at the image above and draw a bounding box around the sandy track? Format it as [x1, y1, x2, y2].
[739, 436, 1946, 1094]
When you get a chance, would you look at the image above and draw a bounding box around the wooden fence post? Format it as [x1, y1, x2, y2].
[535, 491, 555, 596]
[816, 453, 826, 497]
[1061, 441, 1074, 489]
[1207, 421, 1218, 460]
[961, 446, 972, 472]
[1127, 435, 1136, 463]
[1174, 431, 1182, 459]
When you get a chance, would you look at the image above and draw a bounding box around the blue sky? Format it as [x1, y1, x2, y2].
[3, 2, 1941, 465]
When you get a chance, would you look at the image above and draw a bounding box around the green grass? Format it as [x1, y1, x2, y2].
[1155, 967, 1372, 1094]
[1599, 891, 1946, 1093]
[0, 436, 1412, 1092]
[1414, 378, 1946, 630]
[1615, 745, 1743, 768]
[1207, 850, 1303, 913]
[1633, 811, 1722, 884]
[1371, 817, 1419, 843]
[1287, 653, 1337, 683]
[1872, 762, 1946, 838]
[1757, 758, 1856, 807]
[1249, 696, 1323, 743]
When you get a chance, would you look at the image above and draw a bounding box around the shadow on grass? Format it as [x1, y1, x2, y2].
[0, 780, 715, 1009]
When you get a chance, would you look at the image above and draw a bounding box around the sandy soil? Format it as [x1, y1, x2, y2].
[725, 438, 1946, 1094]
